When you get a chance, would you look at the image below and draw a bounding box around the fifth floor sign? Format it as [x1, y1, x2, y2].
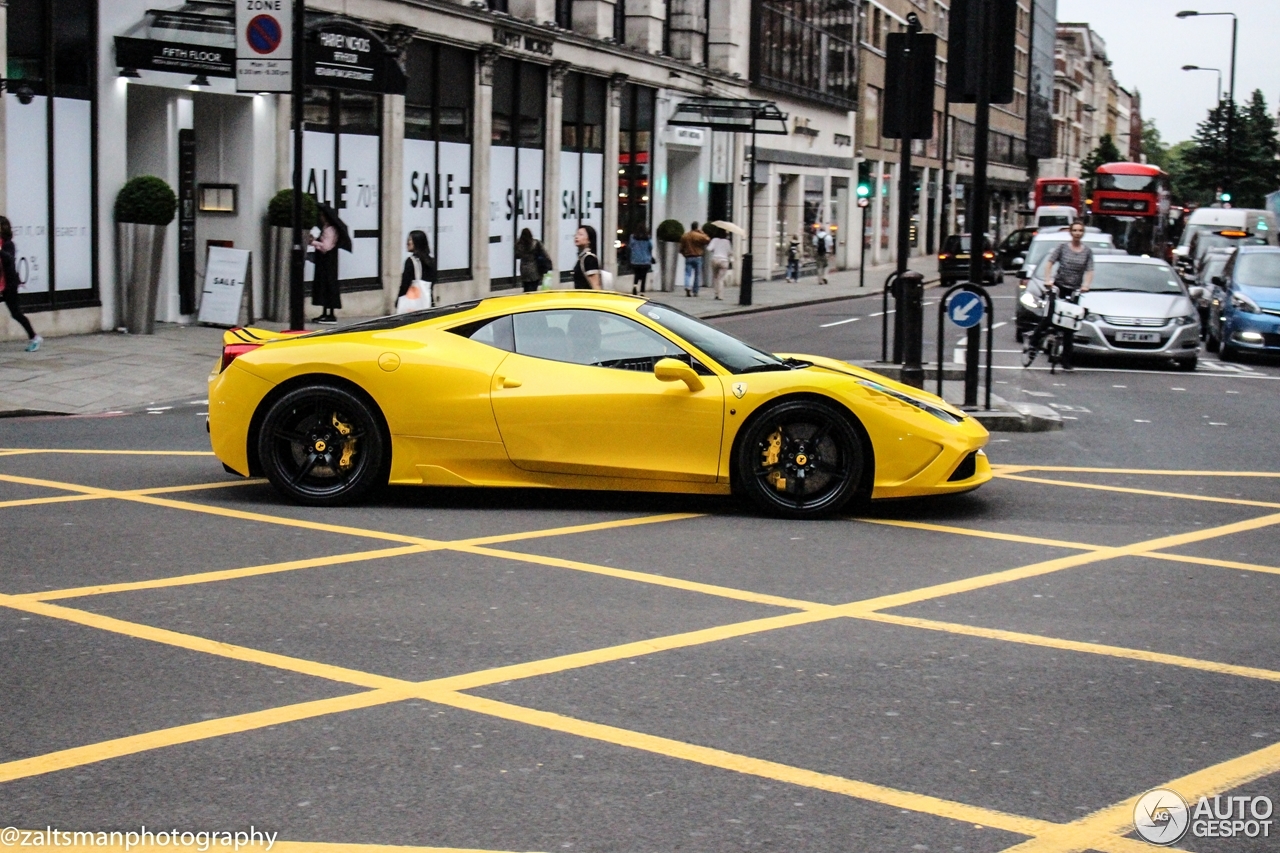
[306, 19, 407, 95]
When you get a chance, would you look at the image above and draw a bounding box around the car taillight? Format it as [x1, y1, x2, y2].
[982, 251, 995, 260]
[221, 343, 261, 372]
[939, 253, 951, 260]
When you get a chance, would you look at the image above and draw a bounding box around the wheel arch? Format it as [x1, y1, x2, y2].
[246, 372, 392, 479]
[729, 391, 876, 502]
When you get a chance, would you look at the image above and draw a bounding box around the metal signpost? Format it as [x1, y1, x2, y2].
[668, 99, 788, 307]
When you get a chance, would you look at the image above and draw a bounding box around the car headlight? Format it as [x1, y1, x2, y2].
[859, 380, 963, 425]
[1231, 292, 1261, 314]
[1019, 290, 1042, 310]
[1085, 312, 1101, 322]
[1174, 313, 1198, 325]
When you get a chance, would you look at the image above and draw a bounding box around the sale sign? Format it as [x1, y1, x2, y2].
[236, 0, 292, 92]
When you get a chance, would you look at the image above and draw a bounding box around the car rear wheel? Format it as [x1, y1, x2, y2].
[257, 384, 386, 506]
[734, 399, 865, 519]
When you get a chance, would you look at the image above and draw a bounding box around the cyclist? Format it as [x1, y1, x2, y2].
[1024, 219, 1094, 371]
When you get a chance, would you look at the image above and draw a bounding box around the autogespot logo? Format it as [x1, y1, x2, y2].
[1134, 788, 1190, 845]
[1133, 788, 1275, 844]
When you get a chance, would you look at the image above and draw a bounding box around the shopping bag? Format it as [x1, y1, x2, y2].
[1051, 300, 1085, 331]
[539, 271, 556, 290]
[396, 282, 432, 314]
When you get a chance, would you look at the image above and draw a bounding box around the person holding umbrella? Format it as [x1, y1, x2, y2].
[310, 203, 351, 325]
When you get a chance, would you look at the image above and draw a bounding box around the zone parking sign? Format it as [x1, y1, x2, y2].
[236, 0, 293, 93]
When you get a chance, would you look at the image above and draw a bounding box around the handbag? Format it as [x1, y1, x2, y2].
[395, 257, 433, 314]
[534, 242, 553, 276]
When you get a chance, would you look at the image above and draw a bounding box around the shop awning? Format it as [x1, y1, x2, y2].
[115, 0, 236, 78]
[667, 98, 789, 135]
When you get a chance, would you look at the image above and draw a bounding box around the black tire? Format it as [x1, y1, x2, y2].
[734, 399, 865, 518]
[1174, 356, 1198, 372]
[1220, 342, 1239, 362]
[257, 384, 387, 506]
[1206, 330, 1220, 353]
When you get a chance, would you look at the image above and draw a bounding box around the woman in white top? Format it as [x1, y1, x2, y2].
[707, 232, 732, 301]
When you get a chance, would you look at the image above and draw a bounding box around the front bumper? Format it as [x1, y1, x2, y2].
[1224, 310, 1280, 352]
[1072, 318, 1201, 359]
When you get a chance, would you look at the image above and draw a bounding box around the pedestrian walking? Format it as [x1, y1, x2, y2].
[515, 228, 546, 293]
[707, 230, 731, 301]
[398, 229, 435, 309]
[309, 206, 345, 325]
[0, 216, 40, 351]
[814, 226, 832, 285]
[785, 235, 801, 283]
[573, 225, 602, 290]
[680, 222, 710, 296]
[628, 225, 653, 294]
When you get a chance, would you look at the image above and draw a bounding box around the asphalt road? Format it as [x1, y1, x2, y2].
[1, 292, 1279, 853]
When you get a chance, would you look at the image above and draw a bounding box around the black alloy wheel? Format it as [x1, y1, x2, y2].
[735, 399, 865, 518]
[257, 384, 386, 506]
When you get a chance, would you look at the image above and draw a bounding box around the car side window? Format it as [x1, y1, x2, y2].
[512, 309, 702, 373]
[448, 314, 515, 351]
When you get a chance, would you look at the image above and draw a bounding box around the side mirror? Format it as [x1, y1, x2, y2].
[1012, 256, 1024, 267]
[1211, 275, 1223, 286]
[654, 357, 705, 392]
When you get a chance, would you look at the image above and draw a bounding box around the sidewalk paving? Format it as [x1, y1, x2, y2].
[0, 255, 938, 416]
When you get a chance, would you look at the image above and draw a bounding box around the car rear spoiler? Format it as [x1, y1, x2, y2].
[221, 326, 309, 347]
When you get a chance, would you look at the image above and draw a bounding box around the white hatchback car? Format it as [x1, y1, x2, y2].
[1017, 255, 1202, 371]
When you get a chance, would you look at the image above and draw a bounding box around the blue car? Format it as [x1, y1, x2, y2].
[1207, 246, 1280, 360]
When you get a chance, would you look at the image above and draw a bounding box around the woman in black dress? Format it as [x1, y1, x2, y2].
[514, 228, 543, 292]
[399, 230, 435, 304]
[572, 225, 601, 290]
[310, 209, 341, 324]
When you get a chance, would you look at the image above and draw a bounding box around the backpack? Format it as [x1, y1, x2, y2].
[534, 242, 553, 275]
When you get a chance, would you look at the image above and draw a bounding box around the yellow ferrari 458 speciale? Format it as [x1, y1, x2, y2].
[209, 291, 990, 517]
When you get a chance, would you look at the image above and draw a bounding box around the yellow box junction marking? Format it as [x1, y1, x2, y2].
[2, 450, 1280, 851]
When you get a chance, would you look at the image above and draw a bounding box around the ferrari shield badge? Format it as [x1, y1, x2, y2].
[732, 382, 747, 399]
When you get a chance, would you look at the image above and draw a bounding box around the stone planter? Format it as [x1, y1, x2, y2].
[116, 222, 166, 334]
[265, 226, 293, 322]
[658, 241, 679, 292]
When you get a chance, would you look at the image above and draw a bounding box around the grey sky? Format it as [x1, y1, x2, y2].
[1056, 0, 1280, 145]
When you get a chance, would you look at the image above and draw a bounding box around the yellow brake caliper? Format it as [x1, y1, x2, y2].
[332, 413, 357, 470]
[762, 428, 785, 491]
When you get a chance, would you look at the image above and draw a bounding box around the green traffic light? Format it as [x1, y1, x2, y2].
[857, 185, 871, 198]
[1221, 192, 1232, 202]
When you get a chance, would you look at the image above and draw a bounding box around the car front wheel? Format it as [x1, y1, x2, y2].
[257, 384, 387, 506]
[734, 399, 865, 518]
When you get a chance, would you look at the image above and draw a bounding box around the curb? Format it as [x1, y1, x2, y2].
[688, 277, 943, 321]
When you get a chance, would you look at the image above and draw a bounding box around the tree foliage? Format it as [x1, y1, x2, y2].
[1080, 134, 1124, 178]
[1181, 89, 1280, 208]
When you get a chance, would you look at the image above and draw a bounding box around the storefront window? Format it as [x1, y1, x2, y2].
[402, 41, 474, 279]
[559, 73, 606, 277]
[753, 0, 858, 109]
[5, 0, 97, 312]
[489, 59, 547, 286]
[303, 86, 382, 291]
[616, 84, 654, 273]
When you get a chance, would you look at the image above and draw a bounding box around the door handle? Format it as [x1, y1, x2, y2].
[496, 376, 522, 389]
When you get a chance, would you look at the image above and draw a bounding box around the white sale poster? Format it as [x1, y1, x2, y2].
[489, 145, 516, 280]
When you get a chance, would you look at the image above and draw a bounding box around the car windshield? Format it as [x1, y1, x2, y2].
[1095, 173, 1158, 193]
[1194, 233, 1267, 257]
[1026, 238, 1112, 269]
[943, 235, 993, 253]
[1088, 263, 1185, 294]
[1177, 222, 1216, 248]
[1200, 255, 1230, 283]
[637, 303, 792, 373]
[305, 301, 481, 336]
[1235, 253, 1280, 288]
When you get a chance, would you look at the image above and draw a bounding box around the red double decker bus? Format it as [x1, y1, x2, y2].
[1088, 163, 1172, 257]
[1033, 177, 1083, 214]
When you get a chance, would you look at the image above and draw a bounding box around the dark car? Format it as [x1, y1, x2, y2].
[1205, 246, 1280, 360]
[938, 234, 1001, 286]
[996, 227, 1037, 270]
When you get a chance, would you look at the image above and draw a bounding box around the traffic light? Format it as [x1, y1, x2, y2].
[857, 161, 872, 200]
[946, 0, 1017, 105]
[1221, 192, 1232, 203]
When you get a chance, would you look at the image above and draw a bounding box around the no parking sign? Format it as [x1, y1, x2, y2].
[236, 0, 293, 93]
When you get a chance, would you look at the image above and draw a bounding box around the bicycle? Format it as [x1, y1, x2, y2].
[1022, 284, 1084, 374]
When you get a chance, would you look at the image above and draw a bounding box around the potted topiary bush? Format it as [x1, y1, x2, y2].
[115, 176, 176, 334]
[655, 218, 685, 292]
[265, 189, 319, 321]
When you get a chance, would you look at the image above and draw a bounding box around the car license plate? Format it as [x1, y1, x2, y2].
[1116, 331, 1159, 343]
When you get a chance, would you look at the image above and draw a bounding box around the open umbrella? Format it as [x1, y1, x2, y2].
[709, 220, 746, 237]
[317, 201, 353, 253]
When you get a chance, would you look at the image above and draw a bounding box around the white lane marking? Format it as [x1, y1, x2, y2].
[1112, 385, 1127, 388]
[991, 321, 1008, 329]
[819, 317, 861, 328]
[983, 364, 1280, 379]
[868, 310, 896, 317]
[1021, 390, 1055, 397]
[1062, 416, 1078, 420]
[1134, 419, 1151, 423]
[1170, 387, 1186, 391]
[1226, 390, 1240, 393]
[1210, 422, 1228, 426]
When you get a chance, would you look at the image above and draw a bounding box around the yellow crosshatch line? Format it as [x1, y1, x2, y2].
[2, 450, 1280, 851]
[995, 472, 1280, 510]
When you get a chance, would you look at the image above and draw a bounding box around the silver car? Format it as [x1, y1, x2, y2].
[1018, 255, 1202, 371]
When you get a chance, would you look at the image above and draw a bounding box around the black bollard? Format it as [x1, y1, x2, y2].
[899, 271, 925, 388]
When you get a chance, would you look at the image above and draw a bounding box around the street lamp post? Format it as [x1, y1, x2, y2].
[1177, 10, 1237, 200]
[1180, 64, 1222, 104]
